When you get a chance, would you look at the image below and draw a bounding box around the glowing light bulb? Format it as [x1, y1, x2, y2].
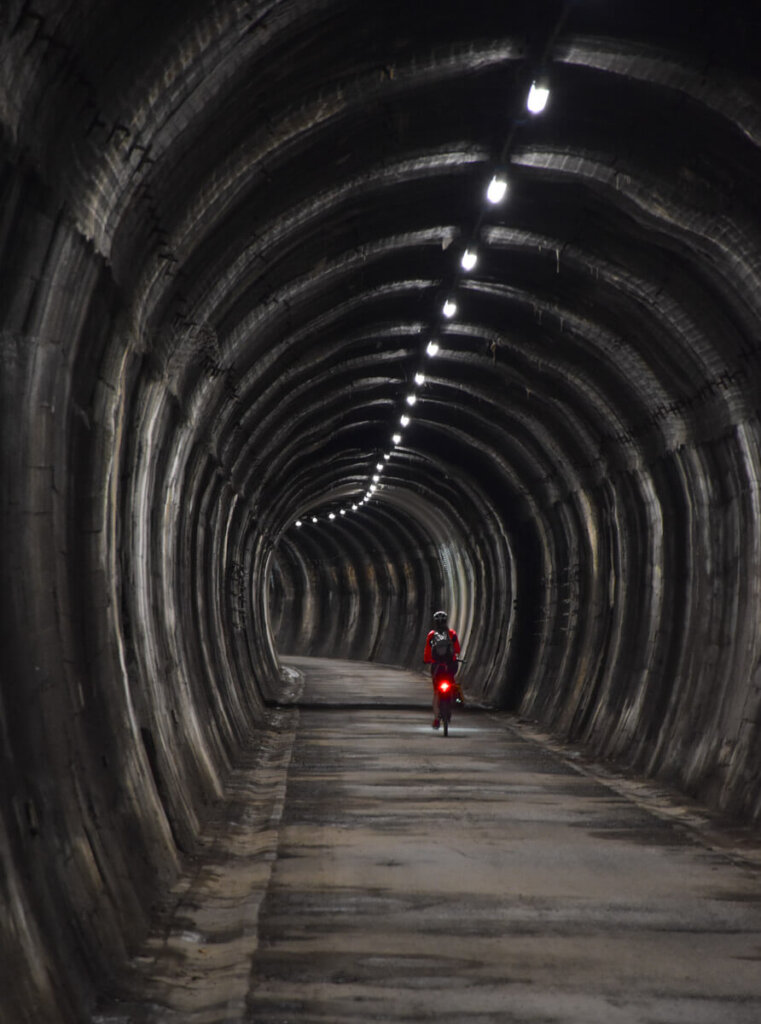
[373, 474, 380, 483]
[295, 520, 302, 527]
[384, 453, 391, 460]
[415, 372, 425, 385]
[370, 484, 377, 492]
[406, 393, 417, 406]
[527, 80, 550, 114]
[461, 248, 478, 271]
[443, 298, 457, 318]
[393, 433, 402, 445]
[426, 340, 439, 356]
[352, 504, 358, 510]
[486, 173, 507, 204]
[329, 512, 336, 520]
[340, 509, 346, 515]
[312, 517, 318, 523]
[400, 414, 410, 427]
[376, 462, 384, 471]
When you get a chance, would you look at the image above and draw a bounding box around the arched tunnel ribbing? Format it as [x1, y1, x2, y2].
[2, 1, 761, 1020]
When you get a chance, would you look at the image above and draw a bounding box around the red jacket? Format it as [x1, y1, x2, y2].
[424, 627, 461, 663]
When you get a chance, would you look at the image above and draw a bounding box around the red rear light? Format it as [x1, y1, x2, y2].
[438, 681, 451, 693]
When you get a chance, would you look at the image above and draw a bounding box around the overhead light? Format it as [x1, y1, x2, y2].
[426, 340, 439, 356]
[527, 79, 550, 114]
[443, 298, 457, 318]
[352, 503, 358, 510]
[392, 433, 402, 444]
[329, 512, 336, 520]
[340, 509, 346, 515]
[400, 414, 410, 427]
[414, 372, 425, 385]
[370, 484, 377, 492]
[384, 453, 391, 460]
[376, 462, 384, 471]
[486, 173, 508, 204]
[295, 520, 302, 527]
[406, 393, 417, 406]
[461, 248, 478, 271]
[373, 474, 380, 482]
[311, 516, 318, 523]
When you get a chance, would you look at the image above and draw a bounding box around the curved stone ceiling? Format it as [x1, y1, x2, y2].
[2, 1, 761, 1020]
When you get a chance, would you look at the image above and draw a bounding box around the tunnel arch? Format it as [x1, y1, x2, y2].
[3, 2, 761, 1020]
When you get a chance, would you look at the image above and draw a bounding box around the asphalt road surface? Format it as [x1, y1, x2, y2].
[95, 657, 761, 1024]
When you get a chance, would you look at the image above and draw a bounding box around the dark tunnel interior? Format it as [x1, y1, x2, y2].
[2, 1, 761, 1019]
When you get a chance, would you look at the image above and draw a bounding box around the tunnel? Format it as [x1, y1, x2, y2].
[2, 1, 761, 1020]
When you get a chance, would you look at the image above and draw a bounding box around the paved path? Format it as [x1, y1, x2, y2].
[96, 657, 761, 1024]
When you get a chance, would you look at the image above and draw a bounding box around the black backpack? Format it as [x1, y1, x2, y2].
[431, 630, 454, 661]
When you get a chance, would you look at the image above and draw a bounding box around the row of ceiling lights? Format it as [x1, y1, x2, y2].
[295, 74, 551, 529]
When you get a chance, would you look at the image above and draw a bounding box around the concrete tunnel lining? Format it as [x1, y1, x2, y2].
[2, 0, 761, 1019]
